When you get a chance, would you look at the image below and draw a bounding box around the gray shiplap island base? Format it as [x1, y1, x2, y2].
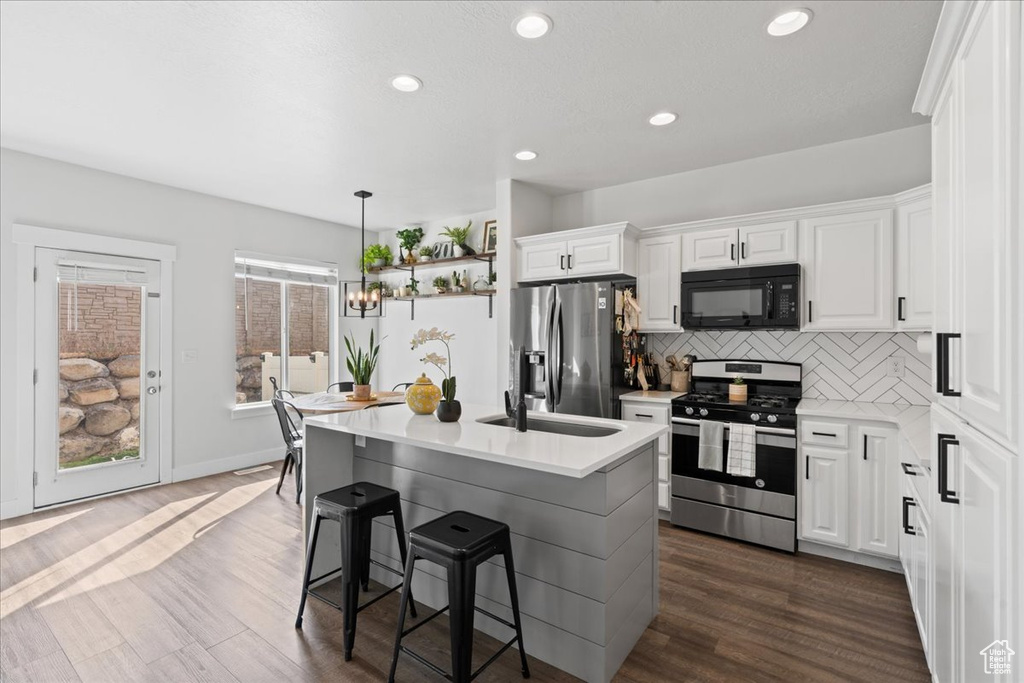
[301, 404, 666, 683]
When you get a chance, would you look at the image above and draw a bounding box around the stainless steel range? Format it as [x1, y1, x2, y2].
[670, 359, 801, 552]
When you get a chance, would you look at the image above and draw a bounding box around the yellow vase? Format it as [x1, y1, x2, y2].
[406, 373, 442, 414]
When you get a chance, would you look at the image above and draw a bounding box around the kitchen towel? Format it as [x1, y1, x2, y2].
[727, 422, 756, 477]
[698, 420, 725, 471]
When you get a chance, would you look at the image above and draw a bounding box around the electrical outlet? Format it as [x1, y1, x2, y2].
[886, 356, 905, 378]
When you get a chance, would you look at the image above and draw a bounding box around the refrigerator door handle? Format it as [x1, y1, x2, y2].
[552, 291, 564, 409]
[544, 286, 557, 412]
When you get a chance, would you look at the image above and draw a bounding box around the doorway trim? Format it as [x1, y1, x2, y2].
[10, 224, 176, 518]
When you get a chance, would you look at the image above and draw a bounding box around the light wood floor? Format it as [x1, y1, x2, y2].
[1, 463, 929, 682]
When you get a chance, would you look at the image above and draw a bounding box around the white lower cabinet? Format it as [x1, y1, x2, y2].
[901, 465, 933, 673]
[620, 399, 671, 511]
[799, 418, 899, 559]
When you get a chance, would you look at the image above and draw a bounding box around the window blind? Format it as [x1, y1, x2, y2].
[57, 262, 149, 285]
[234, 255, 338, 286]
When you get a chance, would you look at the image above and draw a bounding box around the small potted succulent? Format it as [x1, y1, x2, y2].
[397, 227, 424, 264]
[729, 375, 747, 403]
[361, 244, 392, 271]
[418, 245, 435, 263]
[344, 330, 381, 401]
[411, 327, 460, 422]
[441, 222, 472, 257]
[450, 271, 464, 293]
[432, 275, 449, 294]
[408, 276, 420, 297]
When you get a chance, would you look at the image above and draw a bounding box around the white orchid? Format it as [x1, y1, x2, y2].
[411, 328, 457, 402]
[410, 327, 455, 349]
[421, 352, 447, 366]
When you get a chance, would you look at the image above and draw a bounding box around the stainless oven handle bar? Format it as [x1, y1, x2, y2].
[671, 416, 796, 436]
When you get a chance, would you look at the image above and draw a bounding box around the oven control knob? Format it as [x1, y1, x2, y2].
[750, 413, 761, 422]
[698, 408, 709, 417]
[767, 414, 778, 424]
[684, 406, 694, 416]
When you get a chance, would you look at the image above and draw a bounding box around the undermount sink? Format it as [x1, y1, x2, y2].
[478, 415, 621, 438]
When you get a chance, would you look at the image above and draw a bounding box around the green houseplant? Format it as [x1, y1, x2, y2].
[432, 275, 449, 294]
[344, 330, 381, 400]
[361, 244, 392, 272]
[418, 245, 434, 262]
[411, 327, 460, 422]
[397, 227, 424, 263]
[441, 221, 472, 257]
[729, 375, 747, 402]
[450, 270, 464, 293]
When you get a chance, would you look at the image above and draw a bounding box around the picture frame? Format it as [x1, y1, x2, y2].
[483, 220, 497, 253]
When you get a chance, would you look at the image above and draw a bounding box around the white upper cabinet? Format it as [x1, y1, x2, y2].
[636, 234, 681, 331]
[800, 209, 894, 330]
[516, 223, 638, 282]
[681, 227, 737, 271]
[895, 193, 933, 331]
[681, 222, 798, 271]
[738, 221, 798, 266]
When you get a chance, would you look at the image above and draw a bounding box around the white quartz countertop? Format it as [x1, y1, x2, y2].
[304, 403, 668, 479]
[620, 390, 685, 404]
[797, 399, 931, 463]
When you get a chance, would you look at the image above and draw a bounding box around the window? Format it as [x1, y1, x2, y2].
[234, 253, 337, 404]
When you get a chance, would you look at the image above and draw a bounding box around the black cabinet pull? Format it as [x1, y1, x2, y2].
[902, 496, 917, 535]
[862, 434, 868, 460]
[560, 255, 565, 270]
[939, 333, 961, 397]
[634, 413, 653, 419]
[673, 305, 677, 325]
[808, 300, 813, 323]
[811, 431, 836, 438]
[897, 296, 906, 321]
[805, 455, 809, 479]
[567, 254, 573, 269]
[741, 242, 746, 259]
[937, 433, 960, 504]
[901, 462, 919, 476]
[935, 333, 946, 393]
[730, 244, 736, 261]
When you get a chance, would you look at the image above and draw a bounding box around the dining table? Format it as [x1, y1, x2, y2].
[288, 390, 406, 415]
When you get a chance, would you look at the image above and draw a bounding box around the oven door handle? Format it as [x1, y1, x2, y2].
[671, 416, 796, 436]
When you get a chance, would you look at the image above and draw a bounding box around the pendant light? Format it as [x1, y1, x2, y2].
[346, 190, 380, 318]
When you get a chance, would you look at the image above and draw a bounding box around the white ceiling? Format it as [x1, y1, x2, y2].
[0, 1, 941, 229]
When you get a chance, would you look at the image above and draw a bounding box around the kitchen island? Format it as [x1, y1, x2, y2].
[301, 403, 666, 683]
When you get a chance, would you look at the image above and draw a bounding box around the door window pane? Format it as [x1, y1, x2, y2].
[57, 282, 143, 469]
[235, 277, 282, 403]
[287, 284, 331, 396]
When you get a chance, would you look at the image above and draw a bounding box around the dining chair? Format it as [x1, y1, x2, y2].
[327, 381, 355, 393]
[269, 376, 295, 399]
[272, 397, 305, 504]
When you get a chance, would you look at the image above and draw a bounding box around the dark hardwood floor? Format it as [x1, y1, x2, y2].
[0, 462, 929, 682]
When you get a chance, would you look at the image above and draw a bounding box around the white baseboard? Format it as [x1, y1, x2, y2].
[171, 447, 284, 483]
[798, 539, 903, 573]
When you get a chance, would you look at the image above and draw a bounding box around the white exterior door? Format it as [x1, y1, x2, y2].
[800, 210, 894, 330]
[738, 221, 798, 266]
[955, 0, 1018, 450]
[518, 241, 567, 282]
[637, 235, 681, 331]
[895, 198, 933, 331]
[682, 228, 737, 271]
[34, 248, 163, 507]
[854, 426, 899, 558]
[566, 234, 621, 276]
[800, 446, 849, 546]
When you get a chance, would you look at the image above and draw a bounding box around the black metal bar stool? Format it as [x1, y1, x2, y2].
[295, 482, 417, 660]
[387, 510, 530, 682]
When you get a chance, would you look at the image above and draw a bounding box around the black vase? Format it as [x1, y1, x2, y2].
[436, 400, 462, 422]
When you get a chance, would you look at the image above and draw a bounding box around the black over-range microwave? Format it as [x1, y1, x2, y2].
[680, 263, 800, 329]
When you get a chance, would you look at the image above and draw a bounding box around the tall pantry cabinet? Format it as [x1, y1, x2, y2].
[913, 1, 1021, 681]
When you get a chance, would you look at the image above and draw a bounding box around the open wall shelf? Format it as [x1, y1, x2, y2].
[373, 253, 496, 320]
[387, 289, 496, 320]
[369, 252, 494, 274]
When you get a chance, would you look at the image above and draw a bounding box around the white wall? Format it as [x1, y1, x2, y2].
[551, 125, 931, 230]
[374, 210, 499, 404]
[0, 148, 368, 517]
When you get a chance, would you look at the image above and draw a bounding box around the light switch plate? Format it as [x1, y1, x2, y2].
[886, 356, 905, 378]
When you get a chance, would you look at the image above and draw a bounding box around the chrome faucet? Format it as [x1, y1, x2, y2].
[504, 346, 528, 432]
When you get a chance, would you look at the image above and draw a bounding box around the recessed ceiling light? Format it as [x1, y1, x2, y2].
[390, 74, 422, 92]
[514, 13, 552, 39]
[514, 150, 538, 161]
[648, 112, 678, 126]
[767, 9, 812, 37]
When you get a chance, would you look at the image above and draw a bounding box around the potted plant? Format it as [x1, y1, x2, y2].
[729, 375, 747, 402]
[418, 245, 434, 263]
[432, 275, 449, 294]
[441, 221, 472, 257]
[408, 276, 420, 297]
[411, 327, 460, 422]
[344, 330, 381, 401]
[397, 227, 424, 264]
[361, 244, 392, 272]
[450, 271, 464, 293]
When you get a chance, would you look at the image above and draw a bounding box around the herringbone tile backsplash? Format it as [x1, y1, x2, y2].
[649, 331, 932, 405]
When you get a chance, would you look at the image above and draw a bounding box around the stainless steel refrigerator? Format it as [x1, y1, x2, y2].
[510, 281, 631, 419]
